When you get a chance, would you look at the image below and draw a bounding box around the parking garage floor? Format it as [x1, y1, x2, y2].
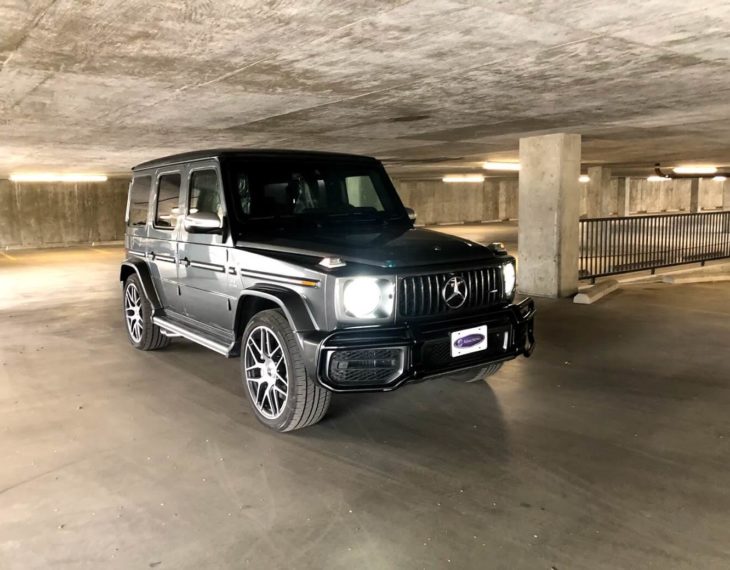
[1, 246, 729, 570]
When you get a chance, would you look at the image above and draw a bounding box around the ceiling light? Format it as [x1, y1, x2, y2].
[9, 173, 108, 183]
[483, 162, 521, 171]
[442, 174, 485, 183]
[672, 166, 717, 175]
[713, 175, 727, 182]
[579, 175, 590, 183]
[647, 175, 669, 182]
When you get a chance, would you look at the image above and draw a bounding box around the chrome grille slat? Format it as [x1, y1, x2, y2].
[398, 267, 503, 318]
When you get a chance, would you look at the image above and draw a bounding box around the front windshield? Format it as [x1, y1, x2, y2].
[223, 159, 407, 229]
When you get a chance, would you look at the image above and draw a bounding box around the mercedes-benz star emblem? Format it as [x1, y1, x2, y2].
[442, 276, 467, 309]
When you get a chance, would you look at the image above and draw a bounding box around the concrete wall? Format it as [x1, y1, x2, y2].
[393, 178, 518, 225]
[582, 178, 725, 217]
[0, 178, 130, 248]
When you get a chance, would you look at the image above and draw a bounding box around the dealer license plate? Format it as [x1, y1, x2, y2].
[450, 325, 488, 357]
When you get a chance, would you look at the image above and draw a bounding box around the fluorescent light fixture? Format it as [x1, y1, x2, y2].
[647, 175, 669, 182]
[483, 161, 521, 171]
[579, 174, 590, 183]
[672, 166, 717, 175]
[9, 173, 108, 183]
[713, 175, 727, 182]
[442, 174, 485, 183]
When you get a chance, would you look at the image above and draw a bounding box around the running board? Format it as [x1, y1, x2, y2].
[153, 317, 232, 356]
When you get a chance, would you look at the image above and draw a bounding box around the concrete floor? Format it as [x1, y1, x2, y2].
[1, 246, 730, 570]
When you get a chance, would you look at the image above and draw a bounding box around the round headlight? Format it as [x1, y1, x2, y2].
[503, 262, 516, 295]
[343, 278, 381, 317]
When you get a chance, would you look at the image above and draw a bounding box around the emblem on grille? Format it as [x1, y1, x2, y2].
[442, 276, 467, 309]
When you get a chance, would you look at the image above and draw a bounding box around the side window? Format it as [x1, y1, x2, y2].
[128, 176, 151, 226]
[155, 173, 181, 228]
[189, 170, 223, 220]
[345, 175, 384, 211]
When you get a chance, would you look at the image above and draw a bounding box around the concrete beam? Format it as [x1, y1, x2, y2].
[517, 133, 581, 298]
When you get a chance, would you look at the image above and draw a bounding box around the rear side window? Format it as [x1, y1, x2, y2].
[128, 176, 151, 226]
[189, 170, 223, 220]
[155, 173, 181, 228]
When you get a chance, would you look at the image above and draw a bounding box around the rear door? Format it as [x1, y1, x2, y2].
[147, 169, 184, 314]
[177, 161, 237, 331]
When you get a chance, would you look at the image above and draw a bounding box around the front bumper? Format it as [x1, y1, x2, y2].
[299, 297, 535, 393]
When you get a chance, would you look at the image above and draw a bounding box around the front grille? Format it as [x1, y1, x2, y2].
[328, 348, 404, 386]
[398, 267, 503, 318]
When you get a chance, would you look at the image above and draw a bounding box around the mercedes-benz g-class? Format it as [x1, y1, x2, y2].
[121, 149, 535, 432]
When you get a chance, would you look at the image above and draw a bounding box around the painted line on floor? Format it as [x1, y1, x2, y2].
[0, 251, 17, 261]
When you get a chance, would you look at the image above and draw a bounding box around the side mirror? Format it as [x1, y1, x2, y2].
[405, 207, 417, 222]
[184, 211, 223, 233]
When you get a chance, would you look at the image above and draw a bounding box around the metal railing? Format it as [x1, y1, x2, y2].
[579, 211, 730, 280]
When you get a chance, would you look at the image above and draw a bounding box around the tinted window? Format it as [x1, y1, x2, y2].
[229, 162, 400, 224]
[155, 173, 181, 228]
[128, 176, 151, 226]
[345, 175, 383, 211]
[189, 170, 222, 220]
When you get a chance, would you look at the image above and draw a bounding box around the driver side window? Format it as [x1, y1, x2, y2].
[189, 169, 223, 220]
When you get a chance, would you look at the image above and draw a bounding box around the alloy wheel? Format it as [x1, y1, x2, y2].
[244, 326, 289, 419]
[124, 282, 143, 343]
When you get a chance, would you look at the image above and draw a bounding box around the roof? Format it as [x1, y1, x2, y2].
[132, 148, 377, 171]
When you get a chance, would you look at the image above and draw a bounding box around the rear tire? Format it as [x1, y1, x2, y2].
[123, 275, 170, 351]
[241, 309, 331, 432]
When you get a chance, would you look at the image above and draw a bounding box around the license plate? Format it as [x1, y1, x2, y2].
[450, 325, 488, 357]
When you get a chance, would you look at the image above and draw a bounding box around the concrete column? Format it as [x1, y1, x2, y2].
[518, 133, 581, 298]
[723, 180, 730, 211]
[586, 166, 611, 217]
[689, 178, 700, 213]
[616, 177, 630, 217]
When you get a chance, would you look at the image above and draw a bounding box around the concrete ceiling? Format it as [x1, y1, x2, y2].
[2, 0, 730, 177]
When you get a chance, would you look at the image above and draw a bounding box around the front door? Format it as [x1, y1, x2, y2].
[178, 163, 237, 331]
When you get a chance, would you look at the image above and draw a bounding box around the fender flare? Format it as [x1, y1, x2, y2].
[119, 259, 162, 311]
[235, 284, 318, 334]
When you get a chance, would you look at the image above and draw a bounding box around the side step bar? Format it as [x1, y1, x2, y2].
[152, 316, 232, 356]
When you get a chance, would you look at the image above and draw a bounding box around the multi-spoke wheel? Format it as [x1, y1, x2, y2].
[244, 326, 289, 419]
[124, 281, 144, 343]
[122, 274, 170, 351]
[241, 309, 331, 432]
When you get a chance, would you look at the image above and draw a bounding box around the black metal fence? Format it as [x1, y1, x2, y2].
[579, 211, 730, 280]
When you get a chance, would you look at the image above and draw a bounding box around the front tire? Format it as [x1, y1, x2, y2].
[123, 275, 170, 351]
[241, 309, 331, 432]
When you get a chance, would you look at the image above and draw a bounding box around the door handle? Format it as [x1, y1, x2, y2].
[180, 257, 190, 267]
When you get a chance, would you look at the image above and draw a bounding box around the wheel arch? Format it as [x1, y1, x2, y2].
[120, 259, 162, 311]
[234, 285, 318, 341]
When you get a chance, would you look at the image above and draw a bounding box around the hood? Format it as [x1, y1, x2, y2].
[235, 226, 497, 268]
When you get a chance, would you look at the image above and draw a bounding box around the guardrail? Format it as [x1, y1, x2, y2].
[579, 211, 730, 280]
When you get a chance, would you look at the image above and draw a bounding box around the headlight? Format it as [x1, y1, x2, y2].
[502, 262, 516, 296]
[338, 277, 394, 320]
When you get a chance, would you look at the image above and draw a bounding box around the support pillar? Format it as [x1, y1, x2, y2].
[617, 176, 630, 217]
[723, 179, 730, 211]
[518, 133, 581, 298]
[586, 166, 611, 217]
[689, 178, 700, 213]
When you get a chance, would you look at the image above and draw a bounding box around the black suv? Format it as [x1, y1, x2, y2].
[121, 149, 535, 431]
